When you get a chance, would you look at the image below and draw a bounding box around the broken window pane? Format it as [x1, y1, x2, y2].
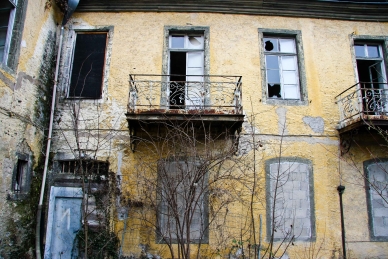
[264, 38, 278, 52]
[268, 83, 281, 98]
[188, 36, 203, 49]
[171, 36, 184, 48]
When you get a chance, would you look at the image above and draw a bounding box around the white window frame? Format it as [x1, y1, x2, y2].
[168, 34, 205, 109]
[1, 0, 17, 64]
[264, 36, 300, 100]
[354, 42, 387, 85]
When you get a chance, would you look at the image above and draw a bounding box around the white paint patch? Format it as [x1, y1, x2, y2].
[303, 116, 325, 133]
[276, 107, 288, 135]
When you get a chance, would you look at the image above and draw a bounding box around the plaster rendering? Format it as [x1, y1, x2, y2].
[1, 1, 388, 258]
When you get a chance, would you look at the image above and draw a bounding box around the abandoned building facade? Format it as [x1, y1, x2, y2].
[1, 0, 388, 258]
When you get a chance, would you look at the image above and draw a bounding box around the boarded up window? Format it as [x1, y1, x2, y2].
[69, 33, 107, 98]
[267, 159, 314, 241]
[158, 160, 208, 243]
[365, 161, 388, 240]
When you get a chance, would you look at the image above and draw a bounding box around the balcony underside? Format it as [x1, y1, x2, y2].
[126, 110, 245, 139]
[337, 114, 388, 134]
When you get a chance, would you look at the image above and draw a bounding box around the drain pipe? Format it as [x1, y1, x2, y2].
[35, 1, 79, 258]
[337, 185, 346, 259]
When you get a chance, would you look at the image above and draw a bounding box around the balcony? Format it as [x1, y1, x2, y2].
[335, 82, 388, 134]
[125, 74, 244, 142]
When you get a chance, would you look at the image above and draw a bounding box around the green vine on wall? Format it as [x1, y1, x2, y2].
[45, 0, 68, 13]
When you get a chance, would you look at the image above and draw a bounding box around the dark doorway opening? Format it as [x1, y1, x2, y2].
[170, 52, 186, 108]
[357, 60, 385, 114]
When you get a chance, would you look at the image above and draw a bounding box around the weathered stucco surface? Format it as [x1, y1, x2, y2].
[0, 1, 59, 257]
[46, 11, 388, 258]
[0, 2, 387, 257]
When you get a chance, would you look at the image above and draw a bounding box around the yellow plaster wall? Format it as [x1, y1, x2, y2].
[53, 11, 388, 258]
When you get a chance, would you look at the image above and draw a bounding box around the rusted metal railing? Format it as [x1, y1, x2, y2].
[128, 74, 243, 115]
[335, 82, 388, 128]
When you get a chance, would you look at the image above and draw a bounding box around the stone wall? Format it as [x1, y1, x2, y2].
[0, 1, 59, 257]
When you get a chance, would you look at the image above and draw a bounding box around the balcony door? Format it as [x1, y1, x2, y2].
[355, 43, 387, 114]
[169, 35, 204, 109]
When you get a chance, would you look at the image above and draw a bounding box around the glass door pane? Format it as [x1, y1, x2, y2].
[186, 52, 204, 108]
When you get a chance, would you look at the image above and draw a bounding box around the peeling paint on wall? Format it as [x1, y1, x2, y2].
[303, 116, 324, 133]
[276, 106, 288, 135]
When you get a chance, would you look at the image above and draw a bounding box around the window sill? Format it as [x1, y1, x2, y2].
[7, 192, 29, 201]
[264, 98, 308, 106]
[61, 96, 105, 103]
[0, 63, 17, 79]
[65, 96, 103, 100]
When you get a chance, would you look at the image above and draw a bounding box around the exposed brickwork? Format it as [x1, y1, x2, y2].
[367, 163, 388, 238]
[269, 161, 313, 240]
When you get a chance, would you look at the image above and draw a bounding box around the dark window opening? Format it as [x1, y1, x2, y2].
[69, 33, 107, 98]
[168, 34, 205, 109]
[170, 51, 186, 108]
[0, 1, 13, 63]
[14, 159, 27, 193]
[58, 160, 109, 176]
[268, 84, 281, 98]
[355, 43, 387, 115]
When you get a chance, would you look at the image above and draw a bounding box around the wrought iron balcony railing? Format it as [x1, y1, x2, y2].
[335, 82, 388, 129]
[128, 74, 242, 115]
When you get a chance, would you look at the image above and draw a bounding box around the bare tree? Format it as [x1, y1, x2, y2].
[122, 118, 249, 259]
[52, 98, 123, 259]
